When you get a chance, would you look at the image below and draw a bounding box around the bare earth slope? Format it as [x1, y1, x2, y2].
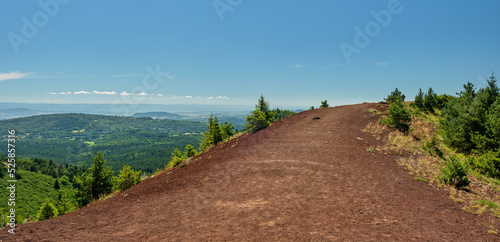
[2, 103, 498, 241]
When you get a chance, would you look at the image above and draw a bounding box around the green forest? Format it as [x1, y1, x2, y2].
[0, 113, 205, 174]
[0, 101, 296, 226]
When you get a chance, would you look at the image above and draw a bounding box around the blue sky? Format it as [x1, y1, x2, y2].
[1, 0, 499, 107]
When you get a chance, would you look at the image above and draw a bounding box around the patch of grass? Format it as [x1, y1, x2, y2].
[84, 141, 95, 146]
[362, 121, 388, 139]
[366, 146, 375, 152]
[414, 177, 427, 182]
[365, 108, 382, 116]
[488, 230, 498, 234]
[478, 199, 500, 210]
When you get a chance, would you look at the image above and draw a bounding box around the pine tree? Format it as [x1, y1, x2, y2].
[245, 95, 274, 132]
[53, 179, 60, 190]
[424, 87, 437, 112]
[184, 145, 198, 158]
[168, 148, 185, 168]
[221, 121, 235, 139]
[89, 152, 114, 200]
[36, 199, 58, 221]
[199, 114, 234, 151]
[385, 88, 405, 103]
[414, 88, 424, 109]
[256, 94, 274, 122]
[56, 190, 74, 215]
[75, 173, 92, 206]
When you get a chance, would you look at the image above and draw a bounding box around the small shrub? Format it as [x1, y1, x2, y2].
[467, 152, 500, 179]
[438, 156, 470, 189]
[423, 136, 443, 158]
[383, 101, 411, 133]
[116, 165, 142, 191]
[320, 100, 329, 108]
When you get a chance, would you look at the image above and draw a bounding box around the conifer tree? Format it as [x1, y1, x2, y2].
[245, 95, 274, 132]
[184, 144, 198, 158]
[56, 190, 74, 215]
[168, 148, 185, 168]
[424, 87, 437, 112]
[36, 199, 58, 221]
[53, 179, 60, 189]
[385, 88, 405, 103]
[414, 88, 424, 109]
[89, 152, 114, 200]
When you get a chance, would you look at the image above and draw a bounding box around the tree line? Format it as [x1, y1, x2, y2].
[383, 73, 500, 188]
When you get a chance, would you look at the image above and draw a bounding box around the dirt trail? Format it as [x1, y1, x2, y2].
[2, 103, 498, 241]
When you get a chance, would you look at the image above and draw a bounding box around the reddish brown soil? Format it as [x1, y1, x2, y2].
[2, 103, 498, 241]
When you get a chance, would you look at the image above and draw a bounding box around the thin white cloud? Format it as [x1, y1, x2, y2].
[48, 92, 58, 95]
[119, 91, 132, 96]
[74, 91, 90, 95]
[206, 97, 214, 100]
[137, 92, 148, 96]
[374, 62, 388, 67]
[185, 96, 193, 99]
[158, 94, 163, 97]
[216, 96, 230, 99]
[196, 96, 201, 99]
[291, 64, 304, 69]
[92, 91, 117, 95]
[0, 71, 33, 81]
[59, 92, 72, 95]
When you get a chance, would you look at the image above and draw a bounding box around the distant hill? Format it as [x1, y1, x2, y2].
[132, 111, 184, 120]
[0, 113, 205, 174]
[0, 108, 47, 120]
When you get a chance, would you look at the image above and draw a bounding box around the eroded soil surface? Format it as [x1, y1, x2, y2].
[2, 103, 498, 241]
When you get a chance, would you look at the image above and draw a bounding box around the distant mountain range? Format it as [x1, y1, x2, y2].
[132, 111, 185, 120]
[0, 103, 257, 120]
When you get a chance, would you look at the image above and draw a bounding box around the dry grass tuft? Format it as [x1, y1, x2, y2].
[362, 121, 387, 139]
[363, 107, 500, 230]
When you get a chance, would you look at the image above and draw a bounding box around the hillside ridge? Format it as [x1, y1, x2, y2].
[2, 103, 498, 241]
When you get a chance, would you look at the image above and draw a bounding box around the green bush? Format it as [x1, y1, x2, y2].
[116, 165, 142, 191]
[320, 100, 329, 108]
[467, 152, 500, 179]
[423, 136, 443, 158]
[438, 156, 470, 189]
[383, 101, 411, 133]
